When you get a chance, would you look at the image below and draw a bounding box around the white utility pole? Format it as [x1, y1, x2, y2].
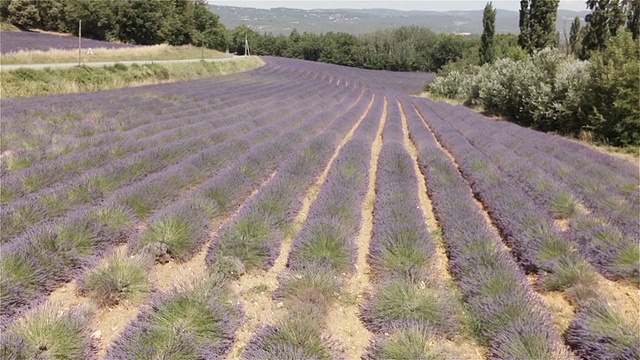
[201, 33, 205, 60]
[78, 20, 82, 65]
[244, 35, 250, 56]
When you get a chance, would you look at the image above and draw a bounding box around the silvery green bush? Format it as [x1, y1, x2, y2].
[428, 48, 590, 134]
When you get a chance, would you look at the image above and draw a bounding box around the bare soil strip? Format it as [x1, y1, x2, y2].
[399, 100, 485, 359]
[323, 97, 387, 359]
[46, 244, 144, 358]
[225, 93, 376, 360]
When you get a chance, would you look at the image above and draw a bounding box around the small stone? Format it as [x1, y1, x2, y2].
[419, 281, 426, 290]
[276, 302, 283, 308]
[91, 330, 102, 340]
[111, 326, 118, 331]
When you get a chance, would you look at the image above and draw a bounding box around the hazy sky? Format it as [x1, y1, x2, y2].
[208, 1, 589, 12]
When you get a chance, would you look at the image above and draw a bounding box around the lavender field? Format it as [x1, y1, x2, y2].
[0, 57, 638, 359]
[0, 31, 137, 53]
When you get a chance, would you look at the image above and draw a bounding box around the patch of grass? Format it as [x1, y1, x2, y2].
[119, 184, 168, 220]
[215, 215, 275, 270]
[88, 205, 134, 240]
[1, 204, 42, 243]
[21, 172, 45, 193]
[548, 192, 577, 219]
[49, 222, 97, 267]
[540, 256, 597, 292]
[78, 251, 152, 307]
[0, 304, 94, 359]
[4, 154, 31, 171]
[276, 267, 341, 307]
[373, 227, 432, 281]
[610, 243, 640, 284]
[365, 326, 447, 360]
[138, 214, 201, 262]
[0, 22, 20, 31]
[105, 275, 238, 359]
[249, 284, 269, 294]
[289, 221, 352, 272]
[362, 278, 457, 335]
[567, 299, 640, 360]
[1, 57, 264, 98]
[245, 309, 334, 360]
[1, 44, 228, 65]
[0, 185, 15, 203]
[536, 233, 574, 265]
[192, 196, 221, 219]
[40, 192, 71, 218]
[618, 181, 638, 197]
[209, 256, 246, 280]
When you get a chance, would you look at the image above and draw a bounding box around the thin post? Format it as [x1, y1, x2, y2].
[78, 20, 82, 65]
[201, 33, 204, 60]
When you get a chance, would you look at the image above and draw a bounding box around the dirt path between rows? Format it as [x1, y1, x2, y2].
[225, 93, 376, 360]
[323, 97, 387, 359]
[399, 100, 485, 359]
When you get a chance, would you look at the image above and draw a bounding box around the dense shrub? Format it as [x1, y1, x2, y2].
[428, 32, 640, 146]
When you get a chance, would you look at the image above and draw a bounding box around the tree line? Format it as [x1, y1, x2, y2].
[1, 0, 519, 73]
[0, 0, 227, 49]
[432, 0, 639, 146]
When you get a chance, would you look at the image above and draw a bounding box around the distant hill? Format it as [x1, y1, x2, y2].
[210, 5, 589, 35]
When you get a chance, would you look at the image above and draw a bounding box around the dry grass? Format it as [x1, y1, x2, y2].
[0, 22, 20, 31]
[1, 44, 229, 65]
[1, 56, 264, 98]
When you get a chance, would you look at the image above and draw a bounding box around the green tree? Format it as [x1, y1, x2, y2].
[113, 0, 165, 45]
[518, 0, 531, 50]
[584, 32, 640, 146]
[192, 0, 226, 50]
[569, 16, 583, 55]
[64, 0, 119, 41]
[582, 0, 628, 57]
[6, 0, 39, 27]
[626, 0, 639, 39]
[529, 0, 560, 51]
[519, 0, 560, 53]
[480, 2, 496, 64]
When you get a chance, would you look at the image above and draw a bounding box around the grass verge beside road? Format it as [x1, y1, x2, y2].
[1, 57, 264, 98]
[1, 44, 229, 65]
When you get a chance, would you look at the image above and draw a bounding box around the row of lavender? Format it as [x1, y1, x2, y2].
[1, 81, 373, 358]
[412, 98, 638, 359]
[403, 97, 571, 358]
[0, 70, 252, 156]
[435, 104, 638, 237]
[362, 100, 464, 359]
[0, 65, 301, 173]
[101, 91, 376, 358]
[426, 102, 638, 284]
[261, 57, 434, 95]
[0, 80, 340, 244]
[0, 75, 308, 181]
[0, 31, 139, 53]
[242, 93, 383, 358]
[0, 73, 359, 328]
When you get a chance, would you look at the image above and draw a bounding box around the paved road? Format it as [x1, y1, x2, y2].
[0, 56, 246, 71]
